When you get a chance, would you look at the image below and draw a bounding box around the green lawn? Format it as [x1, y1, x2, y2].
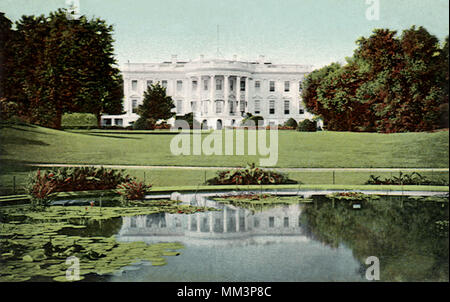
[0, 123, 448, 195]
[0, 123, 448, 168]
[1, 168, 448, 195]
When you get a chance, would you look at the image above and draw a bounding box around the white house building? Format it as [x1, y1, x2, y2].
[101, 55, 316, 129]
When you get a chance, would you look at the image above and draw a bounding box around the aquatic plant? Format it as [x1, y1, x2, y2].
[24, 170, 57, 209]
[212, 194, 310, 212]
[0, 201, 216, 282]
[116, 181, 152, 206]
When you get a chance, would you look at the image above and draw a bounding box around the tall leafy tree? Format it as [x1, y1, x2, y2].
[134, 83, 175, 129]
[5, 9, 123, 128]
[302, 26, 448, 133]
[0, 12, 12, 99]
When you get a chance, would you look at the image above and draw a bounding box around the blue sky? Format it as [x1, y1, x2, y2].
[1, 0, 448, 68]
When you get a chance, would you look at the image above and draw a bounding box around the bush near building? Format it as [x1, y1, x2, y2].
[61, 113, 98, 129]
[284, 118, 298, 129]
[241, 113, 264, 127]
[297, 119, 317, 132]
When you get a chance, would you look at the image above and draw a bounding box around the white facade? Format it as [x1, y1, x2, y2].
[101, 55, 315, 129]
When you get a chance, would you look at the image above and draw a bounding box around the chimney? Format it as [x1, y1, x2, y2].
[259, 55, 265, 64]
[171, 54, 177, 64]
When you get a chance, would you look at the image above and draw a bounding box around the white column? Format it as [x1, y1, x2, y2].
[224, 75, 229, 116]
[236, 209, 240, 232]
[198, 76, 202, 115]
[196, 215, 200, 232]
[187, 77, 192, 116]
[245, 77, 249, 112]
[209, 212, 214, 233]
[210, 75, 215, 115]
[171, 79, 176, 97]
[243, 213, 247, 231]
[223, 207, 228, 233]
[236, 76, 241, 104]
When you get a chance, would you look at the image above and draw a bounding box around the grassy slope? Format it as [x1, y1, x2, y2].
[0, 124, 448, 169]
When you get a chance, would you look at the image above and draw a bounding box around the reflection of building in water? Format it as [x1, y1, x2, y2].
[117, 203, 309, 246]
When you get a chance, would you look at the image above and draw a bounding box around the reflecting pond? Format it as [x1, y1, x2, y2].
[0, 192, 448, 282]
[111, 194, 448, 282]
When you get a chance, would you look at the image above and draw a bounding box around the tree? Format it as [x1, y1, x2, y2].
[297, 119, 317, 132]
[5, 9, 123, 128]
[0, 12, 12, 99]
[135, 83, 175, 130]
[302, 26, 448, 132]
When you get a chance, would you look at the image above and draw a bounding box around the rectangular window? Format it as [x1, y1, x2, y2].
[299, 81, 303, 92]
[240, 101, 245, 112]
[176, 100, 183, 114]
[254, 217, 260, 228]
[216, 79, 223, 90]
[284, 217, 289, 228]
[269, 81, 275, 92]
[216, 101, 222, 114]
[269, 217, 275, 228]
[254, 100, 260, 114]
[299, 108, 305, 115]
[204, 79, 208, 90]
[229, 101, 234, 114]
[102, 118, 112, 126]
[146, 80, 153, 88]
[132, 100, 138, 113]
[240, 80, 245, 92]
[255, 81, 260, 90]
[192, 80, 198, 91]
[269, 100, 275, 114]
[161, 80, 168, 89]
[284, 100, 290, 115]
[131, 80, 138, 91]
[284, 81, 290, 92]
[114, 118, 123, 126]
[230, 80, 234, 91]
[177, 80, 183, 91]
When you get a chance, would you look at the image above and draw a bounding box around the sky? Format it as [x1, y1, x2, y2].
[0, 0, 449, 69]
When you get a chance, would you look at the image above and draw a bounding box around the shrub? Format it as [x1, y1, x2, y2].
[133, 117, 156, 130]
[241, 113, 264, 127]
[154, 122, 171, 130]
[365, 172, 449, 186]
[61, 113, 97, 129]
[25, 170, 57, 209]
[284, 118, 298, 129]
[206, 163, 298, 185]
[26, 167, 134, 194]
[297, 119, 317, 132]
[116, 181, 152, 206]
[0, 98, 20, 121]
